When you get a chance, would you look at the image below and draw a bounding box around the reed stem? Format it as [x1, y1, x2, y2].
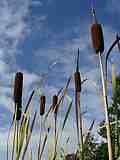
[99, 52, 112, 160]
[11, 121, 16, 160]
[77, 92, 84, 158]
[38, 116, 43, 160]
[54, 113, 57, 158]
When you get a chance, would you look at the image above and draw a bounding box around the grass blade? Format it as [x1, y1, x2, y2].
[22, 112, 37, 160]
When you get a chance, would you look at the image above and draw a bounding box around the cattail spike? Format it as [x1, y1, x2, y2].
[74, 72, 81, 92]
[91, 7, 104, 54]
[52, 95, 58, 114]
[14, 72, 23, 121]
[40, 95, 46, 116]
[74, 49, 81, 92]
[14, 72, 23, 103]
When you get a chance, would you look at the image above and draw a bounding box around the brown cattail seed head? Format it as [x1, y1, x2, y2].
[40, 95, 46, 116]
[52, 95, 58, 114]
[74, 71, 81, 92]
[14, 72, 23, 104]
[91, 23, 104, 54]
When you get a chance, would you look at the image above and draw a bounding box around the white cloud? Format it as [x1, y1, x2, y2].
[0, 95, 14, 112]
[31, 0, 43, 7]
[0, 0, 32, 113]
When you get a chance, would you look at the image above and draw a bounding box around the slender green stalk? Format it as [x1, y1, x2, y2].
[38, 116, 43, 160]
[74, 49, 83, 156]
[22, 112, 37, 160]
[20, 90, 34, 130]
[16, 121, 19, 158]
[75, 90, 80, 147]
[7, 114, 15, 160]
[39, 133, 48, 160]
[99, 52, 112, 160]
[77, 92, 84, 157]
[11, 121, 16, 160]
[54, 113, 57, 159]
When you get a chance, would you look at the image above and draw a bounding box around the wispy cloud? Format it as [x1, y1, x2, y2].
[31, 0, 43, 7]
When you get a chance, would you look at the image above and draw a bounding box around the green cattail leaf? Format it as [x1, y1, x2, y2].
[62, 95, 72, 131]
[29, 150, 32, 160]
[22, 112, 37, 160]
[39, 134, 48, 159]
[112, 63, 116, 99]
[16, 115, 30, 160]
[83, 120, 95, 146]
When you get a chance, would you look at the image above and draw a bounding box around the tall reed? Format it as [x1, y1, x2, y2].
[90, 7, 112, 160]
[52, 95, 58, 159]
[12, 72, 23, 159]
[74, 49, 83, 159]
[38, 95, 46, 160]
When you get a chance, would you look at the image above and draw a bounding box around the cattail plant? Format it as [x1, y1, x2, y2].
[74, 48, 83, 158]
[91, 8, 104, 54]
[38, 95, 46, 160]
[90, 8, 112, 160]
[14, 72, 23, 121]
[52, 95, 58, 114]
[52, 95, 58, 158]
[12, 72, 23, 159]
[40, 95, 46, 116]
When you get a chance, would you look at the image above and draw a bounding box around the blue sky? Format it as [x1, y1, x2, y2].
[0, 0, 120, 159]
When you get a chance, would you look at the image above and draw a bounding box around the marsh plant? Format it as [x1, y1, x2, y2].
[4, 7, 120, 160]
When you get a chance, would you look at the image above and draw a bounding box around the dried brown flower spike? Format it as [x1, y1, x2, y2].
[14, 72, 23, 104]
[14, 72, 23, 121]
[74, 72, 81, 92]
[74, 49, 81, 92]
[91, 8, 104, 54]
[40, 95, 46, 116]
[52, 95, 58, 114]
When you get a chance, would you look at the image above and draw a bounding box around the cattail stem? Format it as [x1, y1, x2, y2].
[74, 49, 83, 154]
[77, 92, 84, 157]
[39, 134, 47, 160]
[75, 90, 80, 147]
[7, 115, 15, 160]
[99, 52, 112, 160]
[38, 116, 43, 160]
[16, 121, 19, 158]
[11, 121, 16, 160]
[38, 95, 46, 159]
[54, 113, 57, 158]
[52, 95, 58, 159]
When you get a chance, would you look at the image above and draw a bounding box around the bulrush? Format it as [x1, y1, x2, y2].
[52, 95, 58, 114]
[13, 72, 23, 121]
[74, 48, 81, 92]
[40, 95, 46, 116]
[91, 8, 104, 54]
[74, 72, 81, 92]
